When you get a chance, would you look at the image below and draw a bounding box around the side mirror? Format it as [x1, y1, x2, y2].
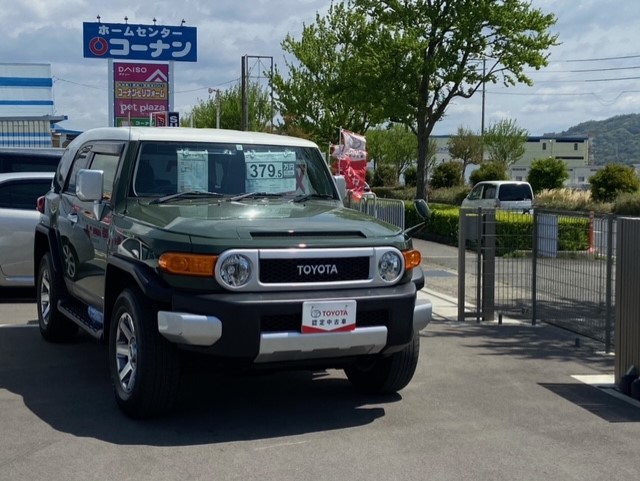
[76, 169, 108, 220]
[76, 169, 104, 202]
[404, 199, 431, 237]
[414, 198, 431, 221]
[333, 175, 347, 201]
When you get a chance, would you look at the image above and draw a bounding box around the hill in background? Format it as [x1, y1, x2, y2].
[546, 113, 640, 165]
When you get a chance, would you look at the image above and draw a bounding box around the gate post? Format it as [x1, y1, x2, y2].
[458, 209, 468, 322]
[615, 217, 640, 385]
[482, 210, 495, 321]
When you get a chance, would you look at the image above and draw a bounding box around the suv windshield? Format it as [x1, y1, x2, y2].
[131, 141, 336, 201]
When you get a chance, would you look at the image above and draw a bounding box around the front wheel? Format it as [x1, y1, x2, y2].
[108, 288, 180, 418]
[37, 252, 77, 342]
[345, 334, 420, 394]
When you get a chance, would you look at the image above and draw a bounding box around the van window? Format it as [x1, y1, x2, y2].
[0, 178, 53, 209]
[0, 149, 64, 173]
[482, 186, 496, 199]
[498, 184, 532, 201]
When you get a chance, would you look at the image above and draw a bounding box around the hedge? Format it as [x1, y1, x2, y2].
[405, 204, 590, 254]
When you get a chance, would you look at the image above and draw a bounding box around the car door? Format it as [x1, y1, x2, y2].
[463, 182, 497, 209]
[58, 142, 123, 308]
[57, 145, 93, 299]
[78, 142, 124, 306]
[0, 175, 53, 286]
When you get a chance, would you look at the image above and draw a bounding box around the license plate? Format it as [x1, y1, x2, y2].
[301, 300, 357, 333]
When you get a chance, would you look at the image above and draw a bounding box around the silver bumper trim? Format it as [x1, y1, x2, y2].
[157, 311, 222, 346]
[413, 299, 432, 332]
[255, 326, 388, 363]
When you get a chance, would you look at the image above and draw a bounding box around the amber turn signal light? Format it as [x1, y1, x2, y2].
[403, 249, 422, 270]
[159, 253, 217, 276]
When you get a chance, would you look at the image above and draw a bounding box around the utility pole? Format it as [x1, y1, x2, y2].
[208, 88, 221, 128]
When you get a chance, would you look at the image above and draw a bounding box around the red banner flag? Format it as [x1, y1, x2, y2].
[332, 129, 368, 198]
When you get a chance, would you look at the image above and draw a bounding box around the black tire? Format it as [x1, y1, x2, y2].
[345, 334, 420, 394]
[108, 288, 180, 418]
[37, 252, 78, 342]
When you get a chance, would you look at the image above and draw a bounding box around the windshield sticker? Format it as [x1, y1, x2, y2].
[245, 151, 296, 193]
[177, 149, 208, 191]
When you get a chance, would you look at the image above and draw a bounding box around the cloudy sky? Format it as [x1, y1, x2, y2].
[1, 0, 639, 137]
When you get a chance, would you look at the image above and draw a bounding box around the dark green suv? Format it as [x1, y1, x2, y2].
[34, 127, 431, 418]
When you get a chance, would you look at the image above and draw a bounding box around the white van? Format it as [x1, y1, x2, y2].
[461, 181, 534, 212]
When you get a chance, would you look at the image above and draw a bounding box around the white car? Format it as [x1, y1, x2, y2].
[462, 180, 534, 212]
[0, 172, 54, 287]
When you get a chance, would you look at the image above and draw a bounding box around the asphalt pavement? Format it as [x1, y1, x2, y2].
[2, 240, 640, 480]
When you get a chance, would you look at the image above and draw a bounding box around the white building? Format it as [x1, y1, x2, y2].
[431, 134, 593, 187]
[0, 63, 66, 147]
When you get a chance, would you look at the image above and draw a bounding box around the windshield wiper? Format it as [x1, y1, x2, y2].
[149, 191, 225, 205]
[291, 193, 335, 203]
[227, 192, 287, 202]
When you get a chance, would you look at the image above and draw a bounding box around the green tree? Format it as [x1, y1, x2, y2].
[527, 157, 568, 193]
[366, 124, 417, 182]
[183, 83, 272, 131]
[403, 165, 417, 187]
[430, 162, 464, 189]
[469, 161, 508, 185]
[589, 164, 640, 203]
[271, 2, 385, 146]
[448, 126, 483, 183]
[273, 0, 557, 199]
[372, 164, 397, 187]
[483, 119, 528, 167]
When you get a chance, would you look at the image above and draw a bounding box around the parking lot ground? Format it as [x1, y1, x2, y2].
[2, 293, 640, 481]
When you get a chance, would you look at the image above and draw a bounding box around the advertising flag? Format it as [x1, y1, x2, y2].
[332, 129, 368, 198]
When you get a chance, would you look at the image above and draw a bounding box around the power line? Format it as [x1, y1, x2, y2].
[550, 53, 640, 63]
[53, 76, 105, 91]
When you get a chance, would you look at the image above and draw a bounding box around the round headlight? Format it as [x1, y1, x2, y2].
[378, 251, 403, 282]
[219, 254, 252, 287]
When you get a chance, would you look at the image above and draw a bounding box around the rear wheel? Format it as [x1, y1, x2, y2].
[37, 253, 77, 342]
[345, 334, 420, 394]
[108, 288, 180, 418]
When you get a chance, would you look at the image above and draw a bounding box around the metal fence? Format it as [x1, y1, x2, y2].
[458, 208, 616, 351]
[344, 193, 406, 230]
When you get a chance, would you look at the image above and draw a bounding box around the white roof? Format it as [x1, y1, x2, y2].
[0, 171, 54, 182]
[71, 127, 320, 149]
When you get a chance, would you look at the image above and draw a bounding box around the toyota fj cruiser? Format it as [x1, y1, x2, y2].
[34, 127, 432, 418]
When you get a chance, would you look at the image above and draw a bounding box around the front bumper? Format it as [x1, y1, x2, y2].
[157, 284, 432, 363]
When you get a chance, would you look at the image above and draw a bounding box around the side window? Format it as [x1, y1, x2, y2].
[482, 186, 496, 199]
[499, 185, 532, 201]
[0, 179, 52, 210]
[90, 152, 120, 200]
[64, 146, 92, 194]
[467, 185, 483, 200]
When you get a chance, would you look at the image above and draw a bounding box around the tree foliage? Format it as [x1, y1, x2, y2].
[483, 118, 528, 167]
[469, 161, 509, 185]
[589, 163, 640, 203]
[372, 164, 397, 187]
[527, 157, 568, 193]
[273, 0, 557, 199]
[430, 162, 464, 189]
[182, 83, 272, 131]
[366, 124, 417, 182]
[448, 126, 483, 183]
[271, 1, 385, 146]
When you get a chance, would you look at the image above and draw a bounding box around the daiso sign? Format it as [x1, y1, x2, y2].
[113, 61, 170, 126]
